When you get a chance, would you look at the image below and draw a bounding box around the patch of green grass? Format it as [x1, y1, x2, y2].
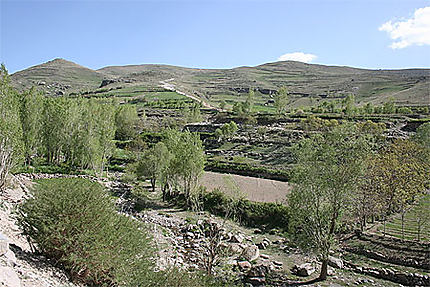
[376, 193, 430, 242]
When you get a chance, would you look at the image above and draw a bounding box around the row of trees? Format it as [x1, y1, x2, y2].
[289, 122, 430, 280]
[0, 65, 140, 190]
[313, 95, 429, 116]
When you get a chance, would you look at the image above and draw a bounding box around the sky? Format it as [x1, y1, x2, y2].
[1, 0, 430, 73]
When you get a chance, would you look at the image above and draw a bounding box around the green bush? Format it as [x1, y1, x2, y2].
[18, 178, 155, 286]
[17, 178, 227, 287]
[202, 189, 289, 231]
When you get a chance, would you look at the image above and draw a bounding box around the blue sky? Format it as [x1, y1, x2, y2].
[1, 0, 429, 73]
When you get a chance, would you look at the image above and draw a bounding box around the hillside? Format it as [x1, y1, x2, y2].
[10, 59, 430, 106]
[11, 58, 104, 95]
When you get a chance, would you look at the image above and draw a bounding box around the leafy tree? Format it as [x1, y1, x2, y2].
[363, 102, 374, 114]
[368, 139, 430, 239]
[274, 86, 289, 115]
[288, 124, 370, 280]
[0, 64, 23, 191]
[383, 98, 396, 114]
[42, 97, 70, 164]
[410, 195, 430, 242]
[136, 142, 170, 193]
[219, 100, 227, 110]
[183, 103, 202, 123]
[19, 87, 44, 164]
[413, 122, 430, 149]
[115, 104, 139, 140]
[244, 87, 255, 113]
[162, 129, 205, 208]
[214, 121, 238, 141]
[343, 94, 356, 116]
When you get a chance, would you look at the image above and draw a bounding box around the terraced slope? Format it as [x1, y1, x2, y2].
[10, 58, 430, 106]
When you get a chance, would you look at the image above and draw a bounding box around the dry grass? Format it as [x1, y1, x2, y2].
[200, 171, 291, 203]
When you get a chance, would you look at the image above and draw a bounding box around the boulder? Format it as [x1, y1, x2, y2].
[238, 261, 252, 270]
[230, 233, 245, 244]
[242, 245, 260, 261]
[328, 256, 344, 269]
[291, 263, 315, 276]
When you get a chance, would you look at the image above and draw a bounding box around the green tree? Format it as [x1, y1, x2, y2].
[115, 104, 139, 140]
[288, 124, 370, 280]
[363, 102, 374, 114]
[274, 87, 289, 115]
[343, 94, 356, 116]
[19, 87, 44, 164]
[243, 87, 255, 114]
[219, 100, 227, 110]
[162, 129, 205, 208]
[383, 98, 396, 114]
[136, 142, 171, 193]
[42, 97, 69, 164]
[413, 122, 430, 149]
[0, 64, 23, 191]
[369, 139, 430, 239]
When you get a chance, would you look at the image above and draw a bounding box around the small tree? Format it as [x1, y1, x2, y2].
[410, 195, 430, 242]
[288, 124, 370, 280]
[162, 129, 205, 207]
[0, 64, 23, 191]
[413, 122, 430, 149]
[274, 86, 289, 115]
[115, 104, 139, 140]
[219, 100, 227, 110]
[369, 139, 430, 240]
[19, 87, 44, 164]
[136, 142, 170, 192]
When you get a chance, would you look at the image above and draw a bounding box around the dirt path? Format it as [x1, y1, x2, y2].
[159, 78, 220, 110]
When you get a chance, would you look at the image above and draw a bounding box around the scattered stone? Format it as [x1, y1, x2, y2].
[292, 263, 315, 277]
[230, 233, 245, 244]
[260, 254, 270, 260]
[272, 261, 283, 267]
[328, 256, 344, 269]
[242, 245, 260, 261]
[238, 261, 252, 270]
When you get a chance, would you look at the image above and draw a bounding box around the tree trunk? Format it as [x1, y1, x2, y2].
[319, 259, 328, 281]
[401, 211, 405, 241]
[151, 178, 156, 192]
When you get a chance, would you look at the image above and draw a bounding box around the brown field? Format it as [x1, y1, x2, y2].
[200, 171, 291, 203]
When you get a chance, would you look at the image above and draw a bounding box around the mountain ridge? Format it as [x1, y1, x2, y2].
[10, 58, 430, 105]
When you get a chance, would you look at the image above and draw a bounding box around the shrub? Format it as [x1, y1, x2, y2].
[202, 189, 289, 231]
[17, 178, 226, 287]
[17, 178, 156, 286]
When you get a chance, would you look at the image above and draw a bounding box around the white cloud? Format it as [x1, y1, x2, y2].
[379, 6, 430, 49]
[277, 52, 317, 63]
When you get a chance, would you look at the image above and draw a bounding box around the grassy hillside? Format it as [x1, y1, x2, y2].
[10, 58, 430, 106]
[10, 58, 104, 95]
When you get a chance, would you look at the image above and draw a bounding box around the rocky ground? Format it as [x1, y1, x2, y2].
[1, 173, 422, 287]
